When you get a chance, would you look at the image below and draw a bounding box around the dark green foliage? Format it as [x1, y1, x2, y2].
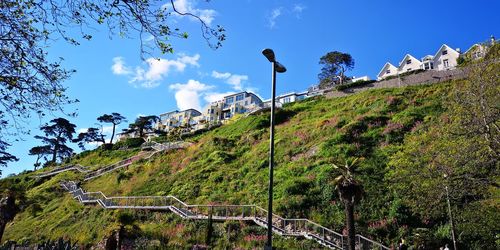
[73, 127, 106, 150]
[336, 79, 377, 91]
[128, 115, 159, 138]
[0, 141, 18, 175]
[97, 113, 127, 144]
[116, 171, 132, 184]
[318, 51, 355, 87]
[113, 138, 144, 149]
[33, 118, 77, 164]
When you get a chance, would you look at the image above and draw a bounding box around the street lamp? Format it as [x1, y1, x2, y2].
[443, 173, 458, 250]
[262, 48, 286, 250]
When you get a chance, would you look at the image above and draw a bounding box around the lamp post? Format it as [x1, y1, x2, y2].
[444, 173, 458, 250]
[262, 48, 286, 250]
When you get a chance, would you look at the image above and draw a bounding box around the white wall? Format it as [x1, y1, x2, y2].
[378, 64, 398, 80]
[398, 55, 421, 73]
[434, 47, 460, 70]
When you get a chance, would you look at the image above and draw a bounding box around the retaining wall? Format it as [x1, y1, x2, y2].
[325, 68, 467, 98]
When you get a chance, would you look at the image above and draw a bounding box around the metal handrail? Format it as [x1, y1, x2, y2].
[60, 181, 389, 250]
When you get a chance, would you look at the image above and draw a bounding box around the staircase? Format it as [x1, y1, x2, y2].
[35, 141, 191, 180]
[61, 181, 389, 250]
[35, 164, 91, 178]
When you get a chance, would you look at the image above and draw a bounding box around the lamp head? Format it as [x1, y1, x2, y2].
[262, 48, 275, 62]
[275, 62, 287, 73]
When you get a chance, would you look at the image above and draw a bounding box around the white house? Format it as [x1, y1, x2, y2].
[433, 44, 460, 71]
[377, 62, 398, 80]
[276, 92, 307, 105]
[463, 43, 487, 60]
[398, 54, 421, 73]
[350, 76, 371, 82]
[421, 55, 434, 70]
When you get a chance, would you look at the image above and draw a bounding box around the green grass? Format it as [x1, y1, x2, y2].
[2, 80, 482, 248]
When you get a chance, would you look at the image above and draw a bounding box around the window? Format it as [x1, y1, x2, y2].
[284, 97, 291, 103]
[225, 97, 234, 104]
[443, 59, 449, 68]
[386, 69, 391, 74]
[407, 68, 412, 72]
[235, 107, 239, 113]
[235, 94, 244, 101]
[424, 63, 430, 70]
[406, 59, 412, 64]
[442, 50, 448, 55]
[245, 101, 248, 105]
[211, 109, 214, 114]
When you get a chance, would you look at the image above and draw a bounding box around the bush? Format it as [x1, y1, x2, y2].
[112, 137, 145, 149]
[336, 79, 377, 91]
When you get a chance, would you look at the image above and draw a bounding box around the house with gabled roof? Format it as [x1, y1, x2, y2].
[421, 55, 435, 70]
[398, 54, 422, 73]
[433, 44, 460, 71]
[377, 62, 398, 80]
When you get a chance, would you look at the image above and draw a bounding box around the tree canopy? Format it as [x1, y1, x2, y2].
[0, 0, 224, 173]
[33, 118, 77, 163]
[97, 113, 127, 144]
[129, 115, 159, 138]
[318, 51, 354, 88]
[73, 127, 106, 150]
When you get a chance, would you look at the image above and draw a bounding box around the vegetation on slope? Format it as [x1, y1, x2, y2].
[1, 66, 498, 249]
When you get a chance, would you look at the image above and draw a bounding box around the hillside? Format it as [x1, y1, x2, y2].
[1, 77, 498, 249]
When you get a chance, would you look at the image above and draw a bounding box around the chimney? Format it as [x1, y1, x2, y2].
[491, 35, 496, 45]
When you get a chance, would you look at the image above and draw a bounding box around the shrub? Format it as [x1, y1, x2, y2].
[335, 79, 377, 91]
[113, 137, 144, 149]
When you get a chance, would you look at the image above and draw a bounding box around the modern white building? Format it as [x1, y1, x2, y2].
[432, 44, 460, 71]
[157, 109, 202, 131]
[276, 92, 307, 105]
[377, 62, 398, 80]
[220, 91, 263, 120]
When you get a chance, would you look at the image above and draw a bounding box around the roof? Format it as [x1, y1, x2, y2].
[464, 43, 484, 54]
[421, 55, 434, 61]
[159, 110, 179, 116]
[377, 62, 397, 77]
[433, 44, 460, 58]
[398, 54, 421, 67]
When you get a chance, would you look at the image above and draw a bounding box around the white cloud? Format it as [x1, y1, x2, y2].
[111, 57, 132, 75]
[169, 80, 214, 110]
[268, 4, 306, 28]
[292, 4, 306, 16]
[166, 0, 217, 26]
[268, 7, 282, 28]
[211, 71, 231, 79]
[211, 70, 249, 91]
[227, 75, 248, 91]
[112, 54, 200, 88]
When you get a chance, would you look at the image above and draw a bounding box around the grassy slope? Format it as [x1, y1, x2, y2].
[3, 82, 450, 248]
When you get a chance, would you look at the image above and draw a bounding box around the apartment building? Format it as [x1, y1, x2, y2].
[157, 109, 202, 131]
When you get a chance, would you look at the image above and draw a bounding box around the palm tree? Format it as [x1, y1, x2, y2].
[331, 158, 364, 250]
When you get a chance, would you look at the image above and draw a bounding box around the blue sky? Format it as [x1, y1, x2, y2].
[3, 0, 499, 176]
